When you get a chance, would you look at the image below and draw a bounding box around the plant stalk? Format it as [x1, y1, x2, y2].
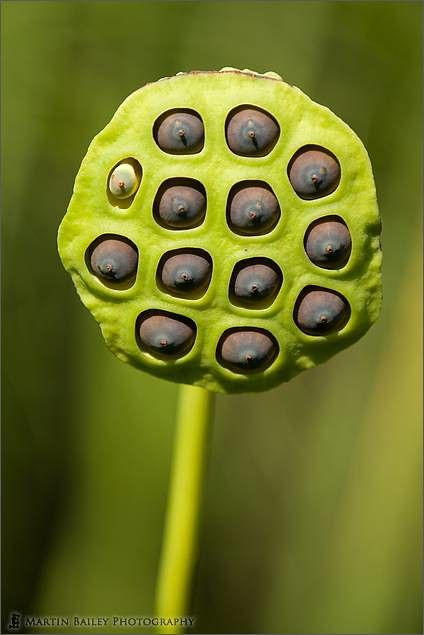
[155, 384, 215, 633]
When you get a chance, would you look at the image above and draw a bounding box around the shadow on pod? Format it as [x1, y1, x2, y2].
[136, 310, 197, 359]
[154, 178, 207, 230]
[288, 145, 340, 199]
[227, 181, 280, 235]
[294, 286, 350, 335]
[225, 105, 280, 157]
[86, 234, 138, 289]
[153, 109, 204, 154]
[107, 158, 142, 209]
[157, 249, 212, 299]
[304, 215, 352, 269]
[217, 327, 279, 374]
[229, 258, 282, 308]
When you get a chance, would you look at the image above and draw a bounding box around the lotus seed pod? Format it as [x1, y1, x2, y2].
[154, 179, 206, 229]
[217, 329, 278, 374]
[230, 259, 282, 307]
[226, 106, 280, 156]
[304, 216, 351, 269]
[288, 145, 340, 199]
[88, 236, 138, 282]
[137, 311, 196, 358]
[158, 250, 212, 298]
[227, 182, 280, 235]
[294, 288, 350, 336]
[58, 68, 382, 394]
[154, 110, 204, 154]
[108, 160, 142, 199]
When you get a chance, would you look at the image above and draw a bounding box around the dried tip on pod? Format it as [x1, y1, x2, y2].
[230, 258, 282, 308]
[154, 109, 204, 154]
[158, 250, 212, 298]
[304, 216, 351, 269]
[87, 236, 138, 283]
[137, 311, 196, 358]
[108, 160, 142, 199]
[226, 106, 280, 157]
[154, 179, 207, 229]
[294, 287, 350, 335]
[227, 182, 280, 235]
[217, 328, 278, 374]
[288, 145, 340, 199]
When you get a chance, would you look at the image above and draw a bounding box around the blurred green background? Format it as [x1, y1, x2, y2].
[2, 1, 422, 633]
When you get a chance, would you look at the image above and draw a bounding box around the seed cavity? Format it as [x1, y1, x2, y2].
[217, 328, 279, 374]
[227, 181, 280, 235]
[108, 159, 142, 207]
[230, 258, 282, 308]
[225, 106, 280, 157]
[157, 249, 212, 299]
[154, 109, 204, 154]
[294, 286, 350, 335]
[86, 235, 138, 288]
[288, 145, 340, 199]
[304, 216, 352, 269]
[136, 310, 196, 359]
[154, 178, 207, 230]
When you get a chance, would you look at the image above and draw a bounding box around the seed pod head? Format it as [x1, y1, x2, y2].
[154, 179, 206, 229]
[154, 109, 204, 154]
[230, 259, 282, 308]
[304, 216, 351, 269]
[288, 145, 340, 199]
[158, 250, 212, 298]
[87, 236, 138, 283]
[137, 311, 196, 358]
[226, 106, 279, 156]
[108, 159, 142, 200]
[294, 287, 350, 336]
[227, 182, 280, 235]
[217, 329, 278, 374]
[58, 68, 382, 394]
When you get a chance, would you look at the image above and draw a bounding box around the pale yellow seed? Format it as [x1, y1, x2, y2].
[109, 162, 139, 199]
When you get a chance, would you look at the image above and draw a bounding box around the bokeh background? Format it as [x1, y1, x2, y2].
[2, 2, 422, 634]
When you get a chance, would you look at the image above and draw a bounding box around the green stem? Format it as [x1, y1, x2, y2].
[155, 385, 215, 633]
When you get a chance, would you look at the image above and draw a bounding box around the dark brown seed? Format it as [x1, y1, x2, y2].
[230, 259, 282, 307]
[154, 110, 204, 154]
[305, 216, 351, 269]
[217, 329, 278, 374]
[294, 287, 350, 335]
[154, 179, 206, 229]
[88, 236, 138, 282]
[158, 250, 212, 298]
[227, 182, 280, 235]
[138, 312, 196, 358]
[288, 146, 340, 199]
[226, 107, 280, 156]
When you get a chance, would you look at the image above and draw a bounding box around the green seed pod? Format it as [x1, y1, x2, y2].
[226, 106, 280, 156]
[58, 67, 382, 394]
[227, 182, 280, 235]
[154, 109, 204, 154]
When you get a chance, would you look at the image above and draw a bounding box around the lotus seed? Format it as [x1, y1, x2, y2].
[217, 329, 278, 374]
[294, 287, 350, 336]
[227, 182, 280, 235]
[230, 259, 282, 307]
[288, 146, 340, 199]
[226, 106, 279, 156]
[138, 312, 196, 358]
[154, 110, 204, 154]
[108, 160, 141, 199]
[305, 216, 352, 269]
[154, 179, 206, 229]
[88, 236, 138, 282]
[158, 250, 212, 298]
